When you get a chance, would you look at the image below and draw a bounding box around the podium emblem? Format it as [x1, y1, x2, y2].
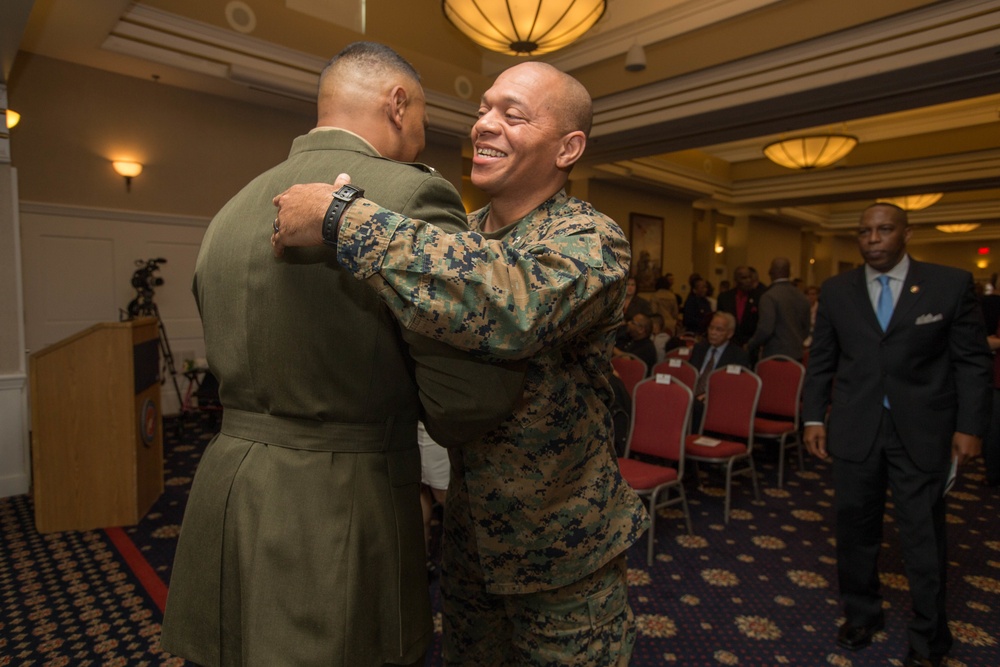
[140, 398, 158, 446]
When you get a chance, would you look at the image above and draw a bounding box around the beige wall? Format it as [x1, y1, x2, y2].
[744, 216, 806, 283]
[910, 239, 998, 284]
[9, 54, 313, 217]
[8, 54, 466, 217]
[587, 179, 695, 292]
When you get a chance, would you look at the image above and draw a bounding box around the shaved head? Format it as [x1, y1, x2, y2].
[508, 62, 593, 137]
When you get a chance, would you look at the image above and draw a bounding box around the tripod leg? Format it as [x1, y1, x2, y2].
[149, 304, 184, 414]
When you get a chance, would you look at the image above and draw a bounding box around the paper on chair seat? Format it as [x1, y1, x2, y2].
[693, 436, 721, 447]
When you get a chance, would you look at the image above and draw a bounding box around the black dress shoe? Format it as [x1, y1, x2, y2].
[902, 647, 942, 667]
[836, 613, 884, 651]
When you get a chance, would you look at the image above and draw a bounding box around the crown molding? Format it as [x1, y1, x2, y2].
[20, 201, 212, 228]
[101, 4, 478, 134]
[595, 150, 1000, 230]
[590, 0, 1000, 137]
[544, 0, 783, 74]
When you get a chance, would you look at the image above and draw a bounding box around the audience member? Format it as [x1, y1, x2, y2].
[689, 312, 752, 427]
[270, 60, 648, 666]
[803, 202, 991, 667]
[649, 274, 680, 333]
[985, 326, 1000, 487]
[615, 312, 658, 372]
[618, 275, 653, 346]
[705, 280, 717, 311]
[717, 266, 765, 346]
[649, 312, 679, 363]
[418, 422, 449, 577]
[803, 284, 820, 348]
[162, 42, 523, 667]
[683, 278, 713, 337]
[746, 257, 811, 362]
[982, 277, 1000, 488]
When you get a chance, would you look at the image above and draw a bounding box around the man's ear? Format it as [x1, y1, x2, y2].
[388, 85, 407, 131]
[555, 131, 587, 170]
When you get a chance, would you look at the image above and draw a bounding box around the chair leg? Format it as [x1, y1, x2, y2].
[748, 456, 761, 501]
[795, 432, 805, 472]
[777, 434, 787, 488]
[647, 489, 658, 566]
[679, 485, 693, 535]
[724, 459, 734, 524]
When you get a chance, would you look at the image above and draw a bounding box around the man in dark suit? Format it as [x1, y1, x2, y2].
[802, 202, 991, 667]
[161, 43, 522, 667]
[746, 257, 811, 362]
[717, 266, 765, 346]
[689, 311, 752, 427]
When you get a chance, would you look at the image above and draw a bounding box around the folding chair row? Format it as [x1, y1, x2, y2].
[651, 355, 808, 488]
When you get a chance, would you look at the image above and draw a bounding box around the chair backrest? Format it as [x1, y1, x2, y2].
[611, 355, 647, 397]
[626, 377, 692, 464]
[754, 355, 805, 423]
[701, 366, 762, 441]
[651, 358, 698, 390]
[665, 345, 694, 361]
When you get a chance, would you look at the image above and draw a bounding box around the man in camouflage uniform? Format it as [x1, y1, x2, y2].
[272, 62, 649, 666]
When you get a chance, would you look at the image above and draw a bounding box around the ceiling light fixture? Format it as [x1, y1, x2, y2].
[112, 160, 143, 193]
[877, 193, 944, 211]
[935, 223, 981, 234]
[442, 0, 607, 56]
[763, 134, 858, 169]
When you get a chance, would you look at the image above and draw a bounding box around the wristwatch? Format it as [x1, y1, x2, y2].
[322, 184, 366, 247]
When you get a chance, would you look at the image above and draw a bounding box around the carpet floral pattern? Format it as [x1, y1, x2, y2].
[2, 413, 998, 666]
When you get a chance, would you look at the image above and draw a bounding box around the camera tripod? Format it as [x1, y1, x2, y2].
[125, 294, 184, 410]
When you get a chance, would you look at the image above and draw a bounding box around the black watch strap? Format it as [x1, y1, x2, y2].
[322, 184, 365, 247]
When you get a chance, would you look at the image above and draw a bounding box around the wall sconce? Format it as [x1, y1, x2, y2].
[976, 259, 990, 270]
[714, 243, 725, 254]
[112, 160, 143, 192]
[4, 109, 20, 129]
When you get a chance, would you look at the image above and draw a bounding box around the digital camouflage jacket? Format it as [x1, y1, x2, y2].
[337, 189, 649, 593]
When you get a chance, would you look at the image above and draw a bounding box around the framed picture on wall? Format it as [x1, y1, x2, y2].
[629, 213, 663, 292]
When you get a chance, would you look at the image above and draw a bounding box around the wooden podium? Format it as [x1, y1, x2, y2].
[29, 318, 164, 533]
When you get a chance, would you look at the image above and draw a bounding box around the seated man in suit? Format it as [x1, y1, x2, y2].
[689, 312, 751, 428]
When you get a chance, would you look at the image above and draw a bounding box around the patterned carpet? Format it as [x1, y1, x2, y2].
[2, 412, 998, 666]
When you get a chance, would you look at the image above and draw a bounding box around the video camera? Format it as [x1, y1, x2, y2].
[131, 257, 167, 295]
[126, 257, 168, 320]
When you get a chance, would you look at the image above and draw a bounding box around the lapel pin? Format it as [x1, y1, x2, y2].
[910, 285, 920, 294]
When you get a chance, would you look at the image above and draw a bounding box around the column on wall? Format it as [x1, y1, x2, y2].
[801, 231, 818, 287]
[0, 81, 31, 498]
[692, 207, 716, 289]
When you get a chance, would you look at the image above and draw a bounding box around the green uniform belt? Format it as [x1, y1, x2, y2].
[221, 408, 416, 453]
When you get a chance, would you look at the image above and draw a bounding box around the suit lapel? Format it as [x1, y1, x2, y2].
[850, 268, 883, 333]
[887, 259, 924, 333]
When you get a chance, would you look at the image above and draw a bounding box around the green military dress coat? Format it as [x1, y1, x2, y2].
[160, 129, 522, 666]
